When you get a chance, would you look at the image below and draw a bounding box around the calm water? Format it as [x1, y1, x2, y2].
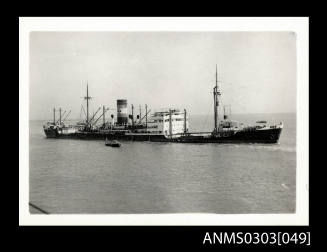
[29, 113, 296, 214]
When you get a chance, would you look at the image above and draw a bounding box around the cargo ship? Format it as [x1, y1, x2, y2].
[43, 66, 283, 143]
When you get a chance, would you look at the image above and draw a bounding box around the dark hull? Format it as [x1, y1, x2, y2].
[44, 128, 167, 141]
[173, 128, 282, 144]
[44, 127, 282, 144]
[44, 128, 60, 138]
[105, 143, 121, 147]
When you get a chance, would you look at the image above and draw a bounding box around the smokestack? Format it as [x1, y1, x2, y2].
[117, 99, 128, 125]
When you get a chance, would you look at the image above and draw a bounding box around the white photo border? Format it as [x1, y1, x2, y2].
[19, 17, 309, 226]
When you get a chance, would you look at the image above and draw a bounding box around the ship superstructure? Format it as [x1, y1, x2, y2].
[147, 109, 188, 137]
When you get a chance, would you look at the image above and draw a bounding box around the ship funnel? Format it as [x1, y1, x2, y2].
[117, 99, 128, 125]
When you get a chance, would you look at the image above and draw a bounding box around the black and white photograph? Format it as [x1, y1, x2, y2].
[19, 17, 308, 225]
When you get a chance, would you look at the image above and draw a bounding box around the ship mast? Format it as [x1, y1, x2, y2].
[59, 107, 62, 125]
[131, 104, 134, 127]
[213, 65, 221, 133]
[84, 82, 92, 125]
[53, 108, 56, 124]
[145, 104, 148, 129]
[103, 105, 106, 126]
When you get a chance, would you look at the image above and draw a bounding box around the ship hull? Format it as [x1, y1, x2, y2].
[44, 127, 282, 144]
[173, 128, 282, 144]
[44, 128, 60, 138]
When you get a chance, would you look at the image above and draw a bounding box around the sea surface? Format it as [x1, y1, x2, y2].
[29, 113, 296, 214]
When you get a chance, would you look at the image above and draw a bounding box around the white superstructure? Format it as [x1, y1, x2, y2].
[147, 109, 188, 137]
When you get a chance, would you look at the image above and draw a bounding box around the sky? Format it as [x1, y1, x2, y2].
[29, 32, 296, 120]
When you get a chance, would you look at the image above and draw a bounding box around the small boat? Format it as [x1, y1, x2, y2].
[105, 138, 121, 147]
[256, 120, 267, 124]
